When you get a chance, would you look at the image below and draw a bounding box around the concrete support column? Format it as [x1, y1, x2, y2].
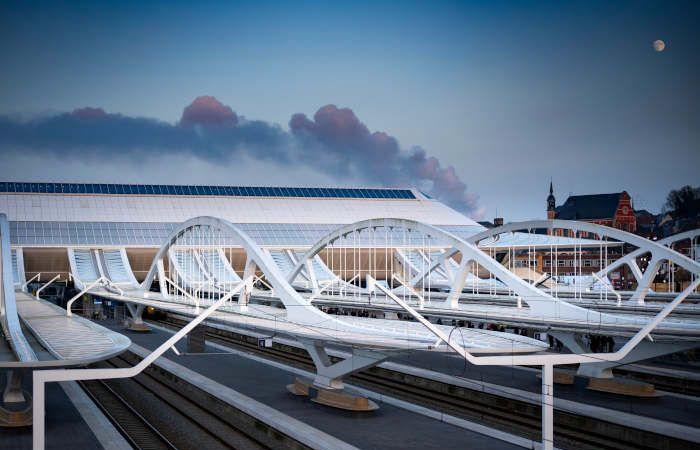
[187, 325, 206, 353]
[541, 364, 554, 450]
[301, 341, 387, 390]
[125, 303, 149, 332]
[156, 259, 169, 299]
[444, 259, 470, 309]
[3, 370, 25, 403]
[629, 256, 662, 305]
[241, 257, 257, 307]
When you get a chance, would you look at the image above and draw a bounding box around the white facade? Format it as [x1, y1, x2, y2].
[0, 191, 475, 226]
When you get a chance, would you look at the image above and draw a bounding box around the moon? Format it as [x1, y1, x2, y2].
[653, 39, 665, 52]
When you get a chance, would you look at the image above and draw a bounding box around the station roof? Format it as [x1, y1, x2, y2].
[1, 182, 612, 249]
[0, 181, 476, 227]
[0, 182, 415, 200]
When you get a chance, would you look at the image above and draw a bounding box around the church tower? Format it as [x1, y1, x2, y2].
[547, 181, 556, 220]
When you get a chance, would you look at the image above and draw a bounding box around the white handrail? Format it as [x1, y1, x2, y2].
[104, 280, 125, 297]
[308, 279, 334, 302]
[66, 276, 107, 317]
[35, 274, 61, 300]
[33, 279, 249, 450]
[163, 275, 200, 310]
[591, 272, 622, 307]
[369, 274, 700, 450]
[22, 273, 41, 292]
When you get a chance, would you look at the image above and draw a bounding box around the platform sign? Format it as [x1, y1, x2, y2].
[258, 337, 273, 348]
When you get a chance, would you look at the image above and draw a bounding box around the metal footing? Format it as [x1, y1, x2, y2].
[125, 303, 150, 332]
[0, 391, 32, 427]
[126, 319, 151, 332]
[287, 377, 378, 411]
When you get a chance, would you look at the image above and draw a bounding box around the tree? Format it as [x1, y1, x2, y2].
[663, 185, 700, 219]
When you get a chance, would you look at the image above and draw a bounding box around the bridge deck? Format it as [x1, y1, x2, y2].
[93, 288, 548, 353]
[305, 292, 700, 338]
[0, 292, 130, 368]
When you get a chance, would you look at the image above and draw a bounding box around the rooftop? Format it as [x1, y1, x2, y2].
[555, 192, 626, 220]
[0, 182, 415, 200]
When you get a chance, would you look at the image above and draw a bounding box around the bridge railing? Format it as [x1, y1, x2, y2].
[0, 213, 37, 362]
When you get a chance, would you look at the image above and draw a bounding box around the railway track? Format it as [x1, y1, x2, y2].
[153, 315, 698, 450]
[79, 378, 178, 450]
[81, 351, 309, 450]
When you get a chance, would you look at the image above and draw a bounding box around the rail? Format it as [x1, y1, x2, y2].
[35, 274, 61, 300]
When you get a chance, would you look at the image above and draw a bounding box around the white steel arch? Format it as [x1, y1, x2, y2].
[467, 220, 700, 305]
[583, 228, 700, 299]
[140, 216, 345, 326]
[288, 218, 657, 326]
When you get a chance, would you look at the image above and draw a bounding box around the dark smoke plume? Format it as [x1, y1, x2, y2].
[0, 97, 480, 216]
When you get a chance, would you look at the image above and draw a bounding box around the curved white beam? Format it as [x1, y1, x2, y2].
[467, 220, 700, 273]
[0, 213, 37, 362]
[140, 216, 336, 325]
[288, 218, 686, 325]
[588, 228, 700, 286]
[468, 221, 700, 305]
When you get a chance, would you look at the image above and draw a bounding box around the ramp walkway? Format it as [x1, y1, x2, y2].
[3, 292, 130, 368]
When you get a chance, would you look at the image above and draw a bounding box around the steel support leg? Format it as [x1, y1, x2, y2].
[301, 341, 388, 389]
[444, 259, 470, 309]
[125, 303, 149, 331]
[542, 363, 554, 450]
[33, 371, 45, 450]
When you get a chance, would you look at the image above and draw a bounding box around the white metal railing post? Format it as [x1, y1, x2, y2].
[591, 272, 622, 306]
[22, 273, 41, 292]
[66, 276, 107, 317]
[542, 363, 554, 450]
[35, 274, 61, 300]
[33, 279, 249, 450]
[163, 276, 200, 310]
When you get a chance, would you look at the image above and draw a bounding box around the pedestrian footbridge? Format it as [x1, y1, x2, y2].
[0, 214, 130, 426]
[3, 213, 700, 450]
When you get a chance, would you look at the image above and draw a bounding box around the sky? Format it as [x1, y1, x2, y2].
[0, 0, 698, 220]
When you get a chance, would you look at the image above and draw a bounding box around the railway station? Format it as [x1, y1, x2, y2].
[1, 182, 699, 450]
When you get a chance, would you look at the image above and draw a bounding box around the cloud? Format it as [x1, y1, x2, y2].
[179, 96, 238, 127]
[290, 104, 480, 214]
[0, 97, 480, 216]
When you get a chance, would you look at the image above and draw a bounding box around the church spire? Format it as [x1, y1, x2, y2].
[547, 180, 556, 217]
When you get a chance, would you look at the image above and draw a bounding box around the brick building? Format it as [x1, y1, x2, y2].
[547, 183, 637, 233]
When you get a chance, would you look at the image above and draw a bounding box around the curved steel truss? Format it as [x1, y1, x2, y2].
[289, 218, 700, 325]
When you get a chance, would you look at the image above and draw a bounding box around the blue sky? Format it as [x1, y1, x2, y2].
[1, 1, 698, 220]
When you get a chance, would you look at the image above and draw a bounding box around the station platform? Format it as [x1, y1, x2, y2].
[109, 322, 522, 450]
[387, 349, 700, 429]
[138, 313, 700, 443]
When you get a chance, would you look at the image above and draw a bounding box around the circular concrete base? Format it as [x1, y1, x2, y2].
[0, 391, 32, 427]
[536, 369, 575, 385]
[287, 377, 378, 411]
[586, 377, 661, 397]
[126, 322, 151, 332]
[311, 389, 379, 412]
